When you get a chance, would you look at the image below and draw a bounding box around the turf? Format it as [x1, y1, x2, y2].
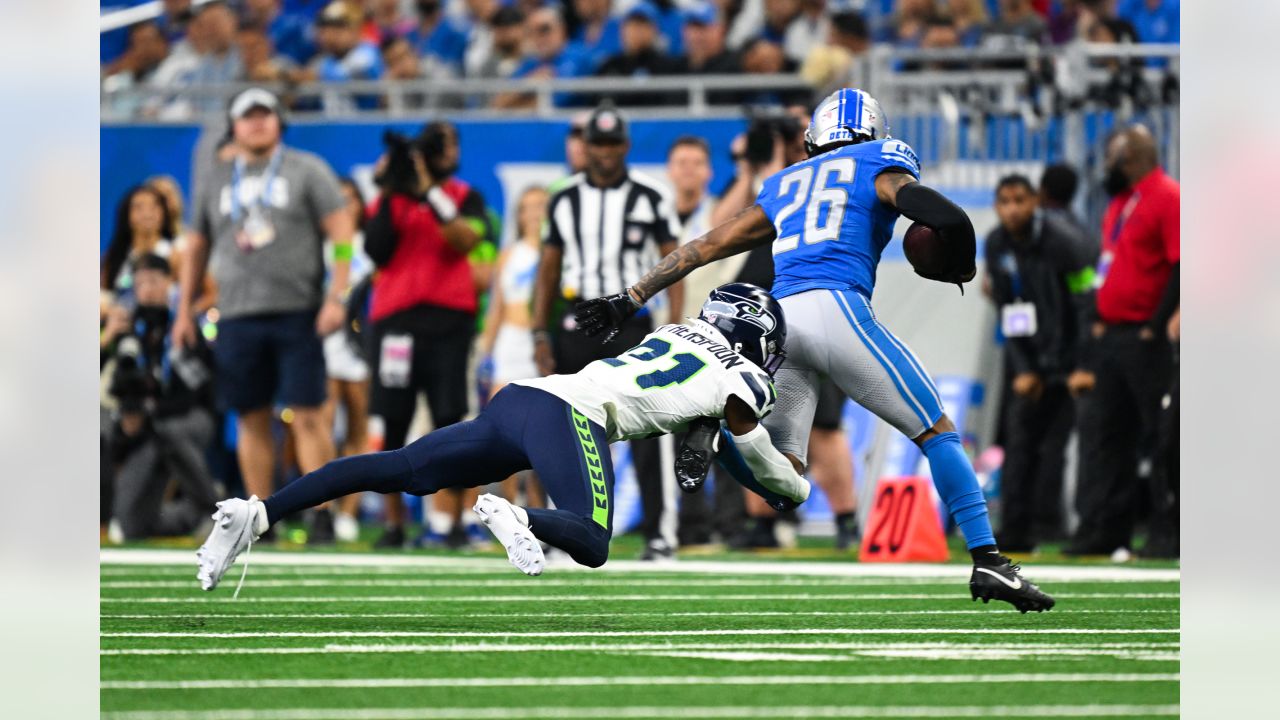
[100, 548, 1179, 719]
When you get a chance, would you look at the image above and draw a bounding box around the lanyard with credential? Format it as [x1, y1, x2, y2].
[230, 147, 283, 223]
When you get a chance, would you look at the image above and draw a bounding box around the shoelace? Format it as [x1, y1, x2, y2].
[232, 531, 253, 600]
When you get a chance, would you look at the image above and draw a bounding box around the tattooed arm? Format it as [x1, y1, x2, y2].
[630, 204, 776, 303]
[575, 205, 777, 339]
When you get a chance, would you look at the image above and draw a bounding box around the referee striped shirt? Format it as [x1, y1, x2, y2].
[544, 169, 682, 301]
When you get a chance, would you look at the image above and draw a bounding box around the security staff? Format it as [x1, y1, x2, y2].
[531, 102, 685, 561]
[984, 174, 1098, 552]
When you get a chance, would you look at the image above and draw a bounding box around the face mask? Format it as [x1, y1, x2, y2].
[1103, 164, 1130, 196]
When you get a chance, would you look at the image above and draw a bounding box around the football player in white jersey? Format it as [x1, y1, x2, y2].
[196, 283, 807, 588]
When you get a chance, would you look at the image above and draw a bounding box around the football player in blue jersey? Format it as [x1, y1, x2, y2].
[578, 88, 1055, 612]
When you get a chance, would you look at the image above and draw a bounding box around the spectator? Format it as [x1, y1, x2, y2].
[1039, 163, 1092, 237]
[878, 0, 939, 46]
[102, 254, 219, 541]
[782, 0, 827, 63]
[380, 34, 456, 109]
[920, 16, 962, 51]
[478, 186, 550, 509]
[146, 175, 187, 240]
[498, 7, 588, 109]
[101, 185, 176, 301]
[983, 174, 1097, 552]
[1067, 125, 1179, 557]
[176, 88, 355, 544]
[596, 2, 683, 106]
[157, 0, 196, 45]
[240, 0, 316, 65]
[800, 10, 870, 95]
[569, 0, 622, 72]
[738, 38, 808, 105]
[985, 0, 1048, 47]
[1118, 0, 1179, 44]
[152, 1, 243, 92]
[946, 0, 989, 47]
[297, 1, 383, 83]
[362, 0, 417, 45]
[238, 26, 298, 82]
[362, 121, 493, 548]
[407, 0, 472, 73]
[470, 6, 527, 80]
[646, 0, 689, 56]
[321, 178, 376, 543]
[678, 2, 739, 76]
[102, 22, 170, 88]
[461, 0, 503, 78]
[531, 103, 685, 561]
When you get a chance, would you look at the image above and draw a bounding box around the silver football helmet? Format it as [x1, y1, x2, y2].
[803, 88, 889, 156]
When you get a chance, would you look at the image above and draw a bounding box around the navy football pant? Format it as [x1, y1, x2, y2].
[263, 385, 616, 567]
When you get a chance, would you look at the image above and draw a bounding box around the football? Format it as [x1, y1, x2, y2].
[902, 221, 949, 277]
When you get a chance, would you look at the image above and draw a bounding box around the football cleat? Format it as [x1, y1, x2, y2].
[196, 496, 267, 592]
[676, 416, 721, 493]
[969, 555, 1056, 613]
[473, 493, 544, 576]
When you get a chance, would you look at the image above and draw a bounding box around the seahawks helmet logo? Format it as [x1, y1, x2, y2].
[702, 299, 777, 334]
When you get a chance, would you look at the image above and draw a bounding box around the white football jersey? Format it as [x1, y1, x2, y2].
[515, 320, 777, 442]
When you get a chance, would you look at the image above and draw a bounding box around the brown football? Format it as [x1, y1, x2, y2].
[902, 221, 948, 276]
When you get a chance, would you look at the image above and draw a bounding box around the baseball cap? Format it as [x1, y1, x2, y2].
[317, 0, 361, 27]
[624, 1, 660, 25]
[229, 87, 281, 119]
[583, 103, 628, 144]
[682, 1, 719, 26]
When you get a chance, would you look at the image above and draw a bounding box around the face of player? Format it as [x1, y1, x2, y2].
[995, 184, 1037, 235]
[517, 188, 549, 240]
[130, 190, 165, 238]
[667, 144, 711, 197]
[586, 139, 629, 181]
[233, 107, 282, 155]
[133, 268, 173, 308]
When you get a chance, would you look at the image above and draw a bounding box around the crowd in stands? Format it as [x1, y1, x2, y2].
[102, 0, 1180, 115]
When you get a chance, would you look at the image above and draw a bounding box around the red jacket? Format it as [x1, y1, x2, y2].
[368, 179, 479, 322]
[1097, 167, 1180, 324]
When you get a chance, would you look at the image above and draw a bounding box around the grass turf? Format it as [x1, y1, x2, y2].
[100, 545, 1178, 719]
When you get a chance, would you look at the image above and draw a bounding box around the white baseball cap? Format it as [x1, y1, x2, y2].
[229, 88, 281, 120]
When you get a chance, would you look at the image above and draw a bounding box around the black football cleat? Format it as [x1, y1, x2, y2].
[969, 555, 1056, 613]
[676, 417, 721, 493]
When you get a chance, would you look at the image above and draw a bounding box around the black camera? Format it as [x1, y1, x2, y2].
[375, 130, 422, 197]
[743, 112, 805, 165]
[110, 337, 153, 414]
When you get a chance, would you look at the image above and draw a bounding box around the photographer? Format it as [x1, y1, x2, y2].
[364, 121, 494, 548]
[102, 254, 219, 540]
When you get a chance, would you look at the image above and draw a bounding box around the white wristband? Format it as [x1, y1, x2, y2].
[426, 186, 458, 224]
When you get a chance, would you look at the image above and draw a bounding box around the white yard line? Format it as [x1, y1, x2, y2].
[102, 627, 1177, 639]
[98, 704, 1181, 719]
[101, 672, 1178, 691]
[103, 577, 1144, 589]
[98, 592, 1179, 604]
[100, 549, 1180, 582]
[101, 608, 1177, 620]
[99, 640, 1180, 657]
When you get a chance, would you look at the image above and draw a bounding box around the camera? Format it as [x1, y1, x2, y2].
[743, 111, 805, 166]
[110, 336, 153, 414]
[375, 130, 422, 196]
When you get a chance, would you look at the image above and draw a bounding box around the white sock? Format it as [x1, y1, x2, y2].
[251, 499, 270, 537]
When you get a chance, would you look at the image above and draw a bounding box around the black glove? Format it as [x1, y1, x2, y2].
[575, 290, 642, 342]
[912, 247, 977, 294]
[676, 417, 721, 493]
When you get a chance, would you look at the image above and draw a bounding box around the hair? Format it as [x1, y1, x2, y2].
[995, 173, 1035, 195]
[667, 135, 711, 161]
[1039, 164, 1079, 206]
[146, 175, 185, 238]
[516, 185, 549, 239]
[133, 252, 172, 277]
[338, 177, 367, 228]
[831, 11, 869, 40]
[103, 184, 174, 290]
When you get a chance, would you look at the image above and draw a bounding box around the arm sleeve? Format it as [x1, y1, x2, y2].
[459, 188, 491, 239]
[363, 194, 399, 268]
[894, 183, 976, 275]
[732, 424, 811, 503]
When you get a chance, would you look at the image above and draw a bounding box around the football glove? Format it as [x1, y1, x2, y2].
[575, 290, 642, 342]
[676, 416, 721, 493]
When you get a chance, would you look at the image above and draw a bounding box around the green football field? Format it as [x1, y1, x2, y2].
[100, 545, 1179, 719]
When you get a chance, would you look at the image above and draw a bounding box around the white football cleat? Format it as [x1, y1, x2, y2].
[473, 493, 544, 576]
[196, 496, 267, 591]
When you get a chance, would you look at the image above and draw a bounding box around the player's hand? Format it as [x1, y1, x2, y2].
[171, 312, 198, 350]
[575, 290, 642, 342]
[1011, 372, 1044, 401]
[676, 417, 721, 493]
[316, 298, 345, 337]
[1067, 369, 1096, 397]
[533, 331, 556, 376]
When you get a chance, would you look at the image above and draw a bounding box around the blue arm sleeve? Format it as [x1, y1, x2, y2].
[714, 428, 800, 512]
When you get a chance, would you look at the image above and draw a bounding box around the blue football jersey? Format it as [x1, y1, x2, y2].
[755, 139, 921, 299]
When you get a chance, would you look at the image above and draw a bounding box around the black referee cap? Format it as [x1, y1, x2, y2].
[584, 102, 629, 144]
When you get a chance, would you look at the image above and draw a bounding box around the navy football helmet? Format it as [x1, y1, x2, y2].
[697, 283, 787, 376]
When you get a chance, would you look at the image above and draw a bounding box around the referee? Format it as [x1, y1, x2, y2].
[531, 102, 685, 561]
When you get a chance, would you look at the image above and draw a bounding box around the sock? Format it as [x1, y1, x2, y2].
[969, 544, 1003, 565]
[835, 511, 856, 535]
[525, 508, 610, 568]
[263, 451, 414, 527]
[920, 431, 996, 550]
[426, 509, 452, 535]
